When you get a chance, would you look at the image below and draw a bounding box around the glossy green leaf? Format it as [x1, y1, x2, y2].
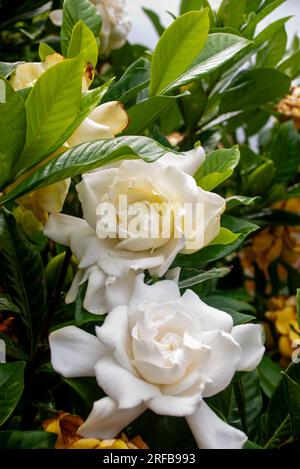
[64, 377, 104, 418]
[254, 16, 291, 47]
[0, 137, 179, 204]
[0, 62, 24, 78]
[163, 33, 251, 93]
[0, 362, 26, 426]
[257, 356, 282, 398]
[0, 293, 20, 314]
[195, 146, 240, 191]
[0, 333, 29, 361]
[178, 267, 231, 288]
[123, 95, 184, 135]
[175, 216, 258, 267]
[15, 56, 83, 174]
[256, 25, 287, 68]
[143, 7, 165, 36]
[243, 0, 286, 38]
[245, 160, 276, 195]
[38, 43, 56, 61]
[217, 0, 248, 30]
[220, 68, 290, 113]
[226, 196, 260, 210]
[67, 20, 98, 66]
[149, 10, 210, 96]
[0, 430, 56, 449]
[271, 121, 300, 184]
[209, 227, 240, 246]
[180, 0, 215, 25]
[0, 80, 26, 188]
[61, 0, 102, 56]
[0, 210, 46, 352]
[235, 371, 263, 438]
[103, 58, 150, 104]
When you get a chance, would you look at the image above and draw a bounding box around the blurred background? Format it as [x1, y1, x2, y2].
[127, 0, 300, 48]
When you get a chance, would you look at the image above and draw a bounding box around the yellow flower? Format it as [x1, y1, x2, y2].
[266, 295, 300, 362]
[42, 412, 148, 449]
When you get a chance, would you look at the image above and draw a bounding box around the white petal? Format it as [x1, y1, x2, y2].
[148, 237, 185, 278]
[187, 401, 247, 449]
[148, 394, 201, 417]
[232, 324, 265, 372]
[44, 213, 91, 247]
[181, 289, 233, 332]
[89, 101, 129, 136]
[200, 330, 241, 397]
[49, 326, 106, 378]
[104, 270, 136, 311]
[76, 169, 118, 230]
[83, 266, 106, 314]
[79, 397, 146, 439]
[96, 306, 135, 373]
[95, 354, 160, 408]
[160, 146, 206, 176]
[65, 270, 84, 305]
[128, 273, 180, 325]
[49, 9, 63, 27]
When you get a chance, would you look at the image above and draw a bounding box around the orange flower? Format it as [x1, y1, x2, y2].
[266, 295, 300, 362]
[43, 412, 148, 449]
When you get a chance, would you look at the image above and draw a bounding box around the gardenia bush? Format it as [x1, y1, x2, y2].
[0, 0, 300, 451]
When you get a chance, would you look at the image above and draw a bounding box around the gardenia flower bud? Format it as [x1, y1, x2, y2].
[10, 54, 92, 92]
[44, 147, 225, 312]
[49, 274, 265, 449]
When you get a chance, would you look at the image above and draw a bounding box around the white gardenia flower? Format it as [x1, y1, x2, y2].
[95, 0, 131, 55]
[50, 0, 131, 55]
[49, 275, 265, 449]
[44, 147, 226, 313]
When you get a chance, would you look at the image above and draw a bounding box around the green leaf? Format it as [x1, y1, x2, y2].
[143, 7, 165, 36]
[178, 267, 231, 288]
[208, 227, 240, 246]
[234, 371, 263, 438]
[15, 56, 83, 175]
[245, 160, 276, 195]
[149, 10, 210, 96]
[103, 58, 150, 104]
[0, 137, 179, 204]
[0, 430, 56, 449]
[38, 43, 56, 61]
[61, 0, 102, 56]
[257, 356, 282, 398]
[175, 215, 258, 267]
[243, 0, 287, 38]
[0, 294, 20, 314]
[0, 362, 26, 426]
[67, 20, 98, 66]
[64, 377, 104, 418]
[226, 195, 260, 210]
[220, 68, 290, 113]
[180, 0, 215, 25]
[0, 80, 26, 187]
[253, 16, 291, 47]
[0, 62, 24, 79]
[283, 373, 300, 436]
[195, 146, 240, 191]
[0, 333, 29, 361]
[278, 49, 300, 79]
[0, 211, 46, 352]
[123, 95, 184, 135]
[271, 121, 300, 185]
[217, 0, 248, 30]
[163, 33, 251, 93]
[256, 25, 287, 68]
